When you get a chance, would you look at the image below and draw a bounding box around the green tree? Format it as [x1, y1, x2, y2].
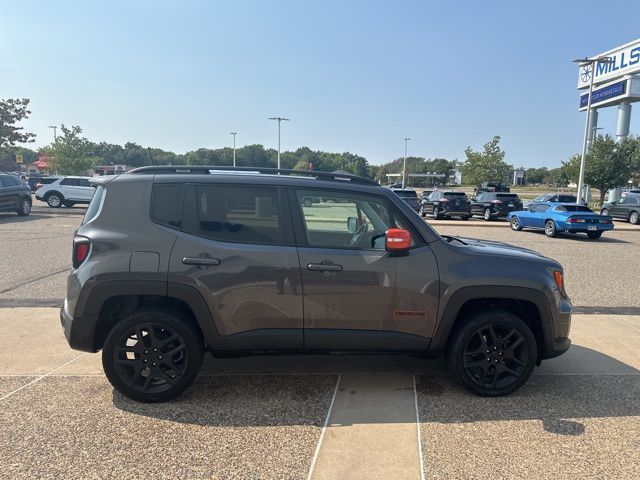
[562, 135, 640, 203]
[0, 98, 36, 148]
[46, 125, 100, 175]
[459, 136, 511, 186]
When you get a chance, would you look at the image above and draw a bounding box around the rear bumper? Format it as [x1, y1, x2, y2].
[60, 298, 99, 353]
[541, 297, 572, 359]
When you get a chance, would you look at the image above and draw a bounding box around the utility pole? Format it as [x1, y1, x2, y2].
[402, 137, 411, 189]
[230, 132, 237, 167]
[48, 125, 57, 142]
[268, 117, 290, 169]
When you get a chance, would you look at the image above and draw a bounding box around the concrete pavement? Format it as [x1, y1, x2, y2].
[1, 308, 639, 479]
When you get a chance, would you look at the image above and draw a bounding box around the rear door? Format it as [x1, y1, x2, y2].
[169, 183, 303, 349]
[75, 178, 96, 202]
[292, 188, 439, 351]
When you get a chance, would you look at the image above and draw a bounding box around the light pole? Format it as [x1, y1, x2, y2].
[229, 132, 237, 167]
[48, 125, 57, 142]
[573, 56, 614, 204]
[268, 116, 289, 169]
[402, 137, 411, 189]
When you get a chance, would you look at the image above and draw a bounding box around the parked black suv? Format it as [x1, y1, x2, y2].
[471, 192, 523, 220]
[601, 194, 640, 224]
[391, 188, 420, 212]
[420, 190, 471, 219]
[474, 182, 510, 194]
[61, 166, 571, 402]
[0, 174, 31, 216]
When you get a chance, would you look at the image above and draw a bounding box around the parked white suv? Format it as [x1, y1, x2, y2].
[35, 176, 96, 208]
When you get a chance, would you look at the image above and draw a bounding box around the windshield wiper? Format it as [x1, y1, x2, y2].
[441, 235, 468, 245]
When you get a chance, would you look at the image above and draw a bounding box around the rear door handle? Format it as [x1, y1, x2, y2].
[307, 263, 343, 272]
[182, 257, 221, 266]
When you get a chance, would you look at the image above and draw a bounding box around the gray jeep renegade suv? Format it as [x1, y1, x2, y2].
[61, 166, 571, 402]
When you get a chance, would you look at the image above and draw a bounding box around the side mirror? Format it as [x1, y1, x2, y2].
[347, 217, 358, 233]
[385, 228, 412, 251]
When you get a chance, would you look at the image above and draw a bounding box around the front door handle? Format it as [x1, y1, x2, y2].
[182, 257, 221, 266]
[307, 263, 343, 272]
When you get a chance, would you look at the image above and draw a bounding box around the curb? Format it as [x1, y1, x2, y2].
[31, 207, 86, 216]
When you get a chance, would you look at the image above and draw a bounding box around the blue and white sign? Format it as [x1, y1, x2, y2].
[579, 81, 626, 108]
[577, 38, 640, 89]
[578, 77, 640, 111]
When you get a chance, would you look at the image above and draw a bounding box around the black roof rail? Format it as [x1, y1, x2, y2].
[127, 165, 380, 186]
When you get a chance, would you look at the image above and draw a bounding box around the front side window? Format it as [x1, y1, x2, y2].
[186, 185, 284, 245]
[296, 190, 417, 249]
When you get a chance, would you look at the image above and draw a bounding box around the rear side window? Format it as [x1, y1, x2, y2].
[444, 192, 466, 197]
[77, 179, 91, 187]
[496, 194, 518, 199]
[185, 185, 284, 245]
[60, 178, 77, 186]
[152, 184, 184, 230]
[558, 195, 575, 202]
[82, 185, 105, 225]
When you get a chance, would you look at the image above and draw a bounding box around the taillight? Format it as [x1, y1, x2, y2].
[568, 218, 586, 223]
[491, 199, 503, 204]
[439, 198, 450, 204]
[73, 237, 90, 268]
[35, 183, 43, 190]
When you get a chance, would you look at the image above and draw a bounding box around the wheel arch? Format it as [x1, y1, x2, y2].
[430, 286, 552, 361]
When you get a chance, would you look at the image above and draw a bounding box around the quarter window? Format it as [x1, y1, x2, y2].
[152, 184, 184, 229]
[186, 185, 284, 244]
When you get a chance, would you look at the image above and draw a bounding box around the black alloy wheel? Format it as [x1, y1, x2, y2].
[448, 310, 536, 396]
[103, 309, 204, 402]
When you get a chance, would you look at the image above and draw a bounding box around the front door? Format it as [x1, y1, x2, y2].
[169, 183, 303, 350]
[291, 188, 439, 351]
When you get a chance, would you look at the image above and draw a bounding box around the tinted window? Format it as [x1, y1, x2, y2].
[82, 186, 105, 225]
[554, 205, 593, 212]
[60, 178, 77, 186]
[476, 193, 486, 201]
[152, 184, 184, 229]
[622, 196, 639, 205]
[297, 189, 417, 249]
[444, 192, 466, 198]
[496, 194, 518, 199]
[2, 176, 19, 186]
[0, 176, 8, 187]
[394, 190, 418, 198]
[186, 185, 283, 244]
[533, 204, 549, 213]
[558, 195, 576, 202]
[77, 179, 91, 187]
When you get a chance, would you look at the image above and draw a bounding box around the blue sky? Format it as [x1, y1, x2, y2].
[1, 0, 638, 168]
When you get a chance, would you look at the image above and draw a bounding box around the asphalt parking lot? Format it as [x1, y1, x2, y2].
[1, 206, 639, 479]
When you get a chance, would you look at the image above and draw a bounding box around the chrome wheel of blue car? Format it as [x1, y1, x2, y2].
[545, 220, 557, 238]
[510, 216, 522, 231]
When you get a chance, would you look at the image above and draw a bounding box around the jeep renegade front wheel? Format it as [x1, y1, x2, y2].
[447, 310, 537, 396]
[102, 309, 204, 402]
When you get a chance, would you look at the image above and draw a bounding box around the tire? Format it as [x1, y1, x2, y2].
[483, 208, 492, 221]
[510, 216, 522, 231]
[102, 308, 204, 403]
[302, 198, 312, 208]
[544, 220, 557, 238]
[600, 208, 609, 216]
[432, 207, 442, 220]
[629, 211, 639, 225]
[64, 202, 76, 208]
[447, 309, 537, 396]
[587, 231, 603, 239]
[420, 206, 426, 218]
[16, 198, 31, 216]
[460, 216, 469, 221]
[46, 192, 63, 208]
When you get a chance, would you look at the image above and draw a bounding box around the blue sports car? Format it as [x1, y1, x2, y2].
[507, 202, 614, 239]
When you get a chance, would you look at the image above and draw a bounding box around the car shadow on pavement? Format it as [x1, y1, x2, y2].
[112, 346, 638, 431]
[525, 229, 630, 243]
[0, 213, 51, 223]
[417, 345, 640, 436]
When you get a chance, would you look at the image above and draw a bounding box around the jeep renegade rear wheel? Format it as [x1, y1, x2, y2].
[448, 310, 537, 396]
[102, 309, 204, 402]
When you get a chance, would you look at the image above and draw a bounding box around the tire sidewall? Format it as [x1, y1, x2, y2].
[18, 198, 31, 216]
[46, 193, 63, 208]
[102, 309, 204, 402]
[630, 211, 639, 224]
[448, 310, 537, 396]
[510, 216, 521, 231]
[484, 208, 491, 221]
[545, 220, 556, 237]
